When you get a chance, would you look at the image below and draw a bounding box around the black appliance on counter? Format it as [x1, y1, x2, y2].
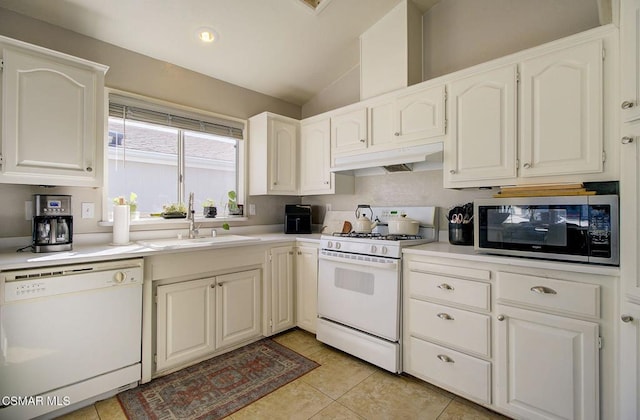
[285, 204, 312, 234]
[32, 194, 73, 252]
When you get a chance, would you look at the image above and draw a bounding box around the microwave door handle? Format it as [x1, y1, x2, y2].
[319, 252, 399, 270]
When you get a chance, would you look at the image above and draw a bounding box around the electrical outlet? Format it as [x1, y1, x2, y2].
[325, 203, 332, 212]
[81, 202, 95, 219]
[248, 204, 256, 216]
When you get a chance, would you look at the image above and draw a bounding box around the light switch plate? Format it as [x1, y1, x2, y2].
[249, 204, 256, 216]
[81, 202, 95, 219]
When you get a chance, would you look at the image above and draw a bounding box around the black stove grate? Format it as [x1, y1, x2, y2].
[331, 232, 422, 241]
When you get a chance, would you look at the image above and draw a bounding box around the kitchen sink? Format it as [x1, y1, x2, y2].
[137, 235, 261, 250]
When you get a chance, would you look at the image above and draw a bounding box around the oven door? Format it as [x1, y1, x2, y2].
[317, 250, 400, 341]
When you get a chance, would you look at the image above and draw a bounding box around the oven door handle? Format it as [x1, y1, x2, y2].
[319, 252, 399, 270]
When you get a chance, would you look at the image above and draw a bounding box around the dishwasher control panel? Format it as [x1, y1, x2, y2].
[1, 258, 143, 303]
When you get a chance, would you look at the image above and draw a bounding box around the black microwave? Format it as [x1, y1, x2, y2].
[474, 195, 619, 265]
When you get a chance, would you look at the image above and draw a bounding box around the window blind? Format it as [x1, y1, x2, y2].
[109, 94, 244, 140]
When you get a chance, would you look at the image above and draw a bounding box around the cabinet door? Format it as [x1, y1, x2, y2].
[300, 119, 332, 194]
[268, 118, 297, 194]
[330, 107, 368, 157]
[368, 100, 395, 149]
[270, 246, 295, 334]
[621, 0, 640, 122]
[519, 40, 603, 177]
[619, 302, 640, 420]
[445, 65, 517, 187]
[394, 85, 446, 143]
[1, 47, 101, 186]
[156, 278, 215, 372]
[621, 123, 640, 302]
[296, 246, 318, 333]
[216, 269, 261, 349]
[495, 305, 598, 420]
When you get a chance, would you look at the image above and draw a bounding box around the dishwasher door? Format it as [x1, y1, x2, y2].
[0, 259, 143, 399]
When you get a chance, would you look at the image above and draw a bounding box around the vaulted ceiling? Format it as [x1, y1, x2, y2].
[0, 0, 440, 106]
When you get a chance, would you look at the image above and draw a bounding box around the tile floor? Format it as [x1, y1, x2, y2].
[58, 329, 511, 420]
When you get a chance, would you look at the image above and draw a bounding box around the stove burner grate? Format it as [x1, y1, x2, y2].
[332, 232, 422, 241]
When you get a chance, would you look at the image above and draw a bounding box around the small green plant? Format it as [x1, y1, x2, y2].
[113, 192, 138, 213]
[227, 190, 241, 215]
[162, 202, 187, 214]
[222, 222, 230, 230]
[202, 198, 216, 207]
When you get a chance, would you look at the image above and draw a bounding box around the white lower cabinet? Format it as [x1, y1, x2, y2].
[155, 269, 261, 373]
[618, 301, 640, 420]
[402, 252, 615, 420]
[494, 305, 599, 420]
[403, 259, 492, 404]
[296, 244, 318, 333]
[267, 246, 296, 335]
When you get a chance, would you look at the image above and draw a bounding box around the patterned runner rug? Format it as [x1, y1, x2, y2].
[117, 338, 319, 419]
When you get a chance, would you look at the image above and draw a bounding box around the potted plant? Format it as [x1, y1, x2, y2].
[113, 192, 139, 220]
[202, 199, 217, 218]
[161, 202, 187, 219]
[226, 190, 243, 215]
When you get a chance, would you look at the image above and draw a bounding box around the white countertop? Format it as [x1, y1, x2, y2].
[404, 241, 621, 276]
[0, 232, 321, 271]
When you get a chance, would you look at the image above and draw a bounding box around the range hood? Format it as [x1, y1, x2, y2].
[330, 142, 443, 173]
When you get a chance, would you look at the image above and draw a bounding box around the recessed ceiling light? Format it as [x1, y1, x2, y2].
[197, 28, 217, 43]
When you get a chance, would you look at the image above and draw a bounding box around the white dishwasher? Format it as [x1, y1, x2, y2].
[0, 258, 143, 419]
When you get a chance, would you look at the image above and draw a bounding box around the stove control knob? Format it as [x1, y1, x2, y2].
[327, 241, 333, 248]
[381, 246, 388, 255]
[371, 245, 377, 253]
[335, 242, 341, 250]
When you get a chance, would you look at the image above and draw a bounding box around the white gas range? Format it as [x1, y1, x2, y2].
[316, 206, 438, 373]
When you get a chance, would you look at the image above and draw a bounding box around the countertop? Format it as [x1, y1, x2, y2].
[404, 241, 621, 276]
[0, 233, 321, 271]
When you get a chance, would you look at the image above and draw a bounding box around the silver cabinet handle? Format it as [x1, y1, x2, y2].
[437, 354, 455, 363]
[324, 181, 329, 184]
[621, 314, 635, 323]
[530, 286, 557, 295]
[622, 101, 635, 109]
[360, 139, 366, 143]
[449, 169, 456, 174]
[622, 136, 635, 144]
[523, 163, 531, 169]
[437, 312, 454, 320]
[438, 283, 454, 291]
[210, 284, 216, 288]
[86, 166, 93, 172]
[497, 314, 505, 321]
[394, 132, 400, 136]
[217, 282, 224, 287]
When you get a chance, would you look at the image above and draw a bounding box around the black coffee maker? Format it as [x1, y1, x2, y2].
[284, 205, 312, 234]
[32, 194, 73, 252]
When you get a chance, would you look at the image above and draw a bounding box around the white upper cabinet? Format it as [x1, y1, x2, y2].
[249, 112, 298, 196]
[393, 85, 446, 143]
[444, 28, 615, 188]
[330, 107, 368, 156]
[621, 0, 640, 122]
[519, 39, 603, 177]
[300, 117, 353, 195]
[0, 37, 108, 187]
[445, 65, 518, 186]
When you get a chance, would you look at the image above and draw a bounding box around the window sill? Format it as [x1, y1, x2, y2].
[98, 215, 248, 227]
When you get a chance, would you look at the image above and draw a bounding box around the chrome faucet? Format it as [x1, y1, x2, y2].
[188, 192, 199, 239]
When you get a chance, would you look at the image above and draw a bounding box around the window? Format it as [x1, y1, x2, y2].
[107, 92, 245, 219]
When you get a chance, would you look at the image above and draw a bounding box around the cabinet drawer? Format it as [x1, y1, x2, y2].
[408, 300, 490, 357]
[497, 272, 600, 318]
[406, 337, 491, 404]
[408, 261, 491, 281]
[407, 270, 490, 311]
